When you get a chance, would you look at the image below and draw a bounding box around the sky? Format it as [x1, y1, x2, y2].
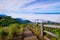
[0, 0, 60, 22]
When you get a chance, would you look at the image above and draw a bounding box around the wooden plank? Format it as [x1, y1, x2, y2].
[44, 25, 60, 28]
[24, 36, 38, 40]
[44, 30, 57, 37]
[44, 36, 50, 40]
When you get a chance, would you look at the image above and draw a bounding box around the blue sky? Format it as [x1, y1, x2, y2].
[0, 0, 60, 22]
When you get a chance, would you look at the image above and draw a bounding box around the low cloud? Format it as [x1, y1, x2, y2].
[5, 13, 60, 22]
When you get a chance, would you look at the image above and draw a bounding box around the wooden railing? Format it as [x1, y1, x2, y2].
[40, 23, 58, 40]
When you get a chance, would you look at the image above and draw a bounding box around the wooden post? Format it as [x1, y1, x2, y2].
[41, 22, 44, 37]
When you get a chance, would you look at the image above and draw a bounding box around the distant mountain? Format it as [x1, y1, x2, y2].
[41, 20, 60, 25]
[23, 20, 31, 23]
[15, 18, 31, 24]
[15, 18, 23, 23]
[35, 19, 60, 25]
[46, 20, 60, 24]
[0, 14, 7, 17]
[35, 13, 60, 14]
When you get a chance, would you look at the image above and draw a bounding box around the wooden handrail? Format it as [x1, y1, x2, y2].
[44, 30, 56, 37]
[34, 22, 58, 40]
[44, 25, 60, 28]
[39, 23, 57, 39]
[44, 36, 50, 40]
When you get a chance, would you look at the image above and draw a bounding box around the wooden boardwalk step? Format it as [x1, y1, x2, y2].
[23, 27, 39, 40]
[24, 36, 38, 40]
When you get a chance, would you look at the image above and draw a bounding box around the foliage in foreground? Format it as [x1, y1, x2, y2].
[44, 27, 60, 40]
[0, 23, 24, 40]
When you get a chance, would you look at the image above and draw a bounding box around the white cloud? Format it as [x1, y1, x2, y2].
[22, 2, 60, 13]
[0, 0, 60, 13]
[0, 0, 35, 12]
[5, 13, 60, 22]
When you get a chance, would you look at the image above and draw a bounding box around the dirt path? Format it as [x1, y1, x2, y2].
[23, 27, 39, 40]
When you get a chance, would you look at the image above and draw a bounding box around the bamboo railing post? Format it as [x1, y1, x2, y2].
[41, 22, 44, 37]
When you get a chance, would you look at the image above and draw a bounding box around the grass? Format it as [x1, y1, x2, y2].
[27, 24, 41, 36]
[0, 23, 25, 40]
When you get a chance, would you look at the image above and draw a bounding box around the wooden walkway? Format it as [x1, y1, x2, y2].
[23, 27, 39, 40]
